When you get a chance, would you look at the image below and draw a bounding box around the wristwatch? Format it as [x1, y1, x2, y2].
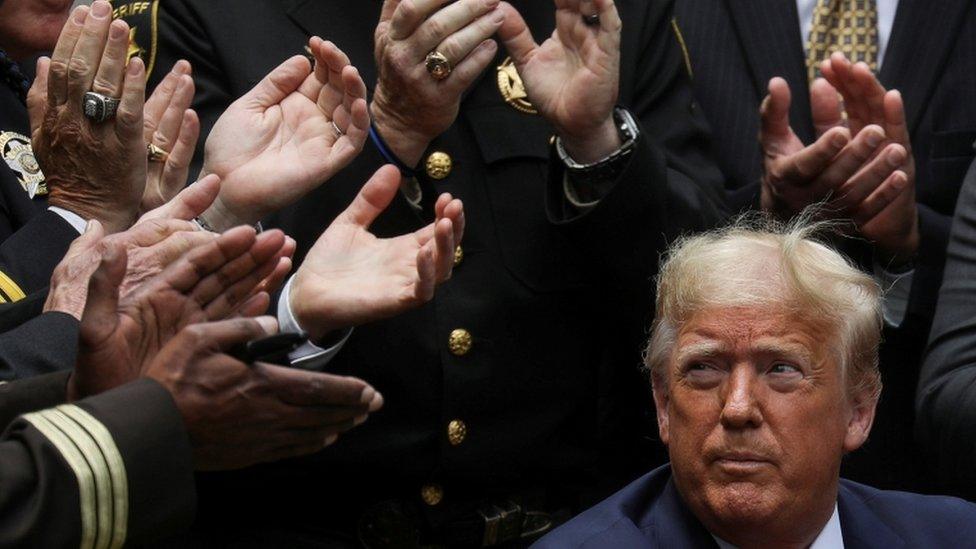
[556, 107, 640, 183]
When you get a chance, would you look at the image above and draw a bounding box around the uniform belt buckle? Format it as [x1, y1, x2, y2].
[477, 500, 523, 547]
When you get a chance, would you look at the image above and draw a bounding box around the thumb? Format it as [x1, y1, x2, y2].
[80, 241, 128, 343]
[760, 77, 793, 144]
[497, 2, 538, 68]
[27, 56, 50, 138]
[244, 56, 312, 110]
[338, 165, 401, 227]
[810, 78, 844, 137]
[140, 174, 221, 223]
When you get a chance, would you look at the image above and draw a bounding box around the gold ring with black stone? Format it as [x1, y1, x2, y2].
[425, 51, 452, 81]
[147, 143, 169, 163]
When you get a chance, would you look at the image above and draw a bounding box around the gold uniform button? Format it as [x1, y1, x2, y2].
[448, 328, 472, 356]
[453, 245, 464, 266]
[447, 419, 467, 446]
[426, 151, 453, 180]
[421, 484, 444, 506]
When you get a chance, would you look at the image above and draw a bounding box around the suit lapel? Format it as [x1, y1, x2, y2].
[880, 0, 973, 134]
[283, 0, 381, 88]
[725, 0, 815, 143]
[837, 484, 906, 549]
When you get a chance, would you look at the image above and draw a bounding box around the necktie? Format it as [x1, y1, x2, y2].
[806, 0, 880, 82]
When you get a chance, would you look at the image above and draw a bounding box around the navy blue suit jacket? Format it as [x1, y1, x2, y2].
[535, 465, 976, 548]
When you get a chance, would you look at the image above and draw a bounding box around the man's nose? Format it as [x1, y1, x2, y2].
[719, 366, 763, 429]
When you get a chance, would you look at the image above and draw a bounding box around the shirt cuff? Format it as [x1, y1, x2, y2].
[48, 207, 87, 234]
[276, 276, 352, 369]
[873, 261, 914, 328]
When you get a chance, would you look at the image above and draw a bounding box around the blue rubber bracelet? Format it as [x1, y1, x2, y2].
[369, 124, 417, 178]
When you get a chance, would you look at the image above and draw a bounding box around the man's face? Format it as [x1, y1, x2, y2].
[0, 0, 74, 61]
[653, 306, 874, 542]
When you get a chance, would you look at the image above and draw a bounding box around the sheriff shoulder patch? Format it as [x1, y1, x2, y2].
[0, 131, 46, 198]
[111, 0, 160, 78]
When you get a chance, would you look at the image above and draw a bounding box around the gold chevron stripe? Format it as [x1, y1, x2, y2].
[23, 411, 98, 549]
[0, 271, 25, 302]
[59, 405, 129, 549]
[671, 18, 694, 80]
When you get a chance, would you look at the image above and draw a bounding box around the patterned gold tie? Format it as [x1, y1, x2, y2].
[806, 0, 879, 82]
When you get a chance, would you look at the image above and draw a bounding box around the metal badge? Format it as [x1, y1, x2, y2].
[0, 132, 46, 198]
[112, 0, 160, 77]
[496, 57, 538, 115]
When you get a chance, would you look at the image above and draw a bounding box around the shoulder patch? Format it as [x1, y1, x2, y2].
[111, 0, 160, 77]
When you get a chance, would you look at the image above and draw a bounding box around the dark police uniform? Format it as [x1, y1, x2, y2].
[0, 52, 48, 243]
[135, 0, 728, 545]
[0, 372, 196, 547]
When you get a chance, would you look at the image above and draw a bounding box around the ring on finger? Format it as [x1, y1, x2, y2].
[331, 120, 344, 139]
[582, 13, 600, 26]
[147, 143, 169, 163]
[425, 51, 452, 81]
[82, 91, 121, 123]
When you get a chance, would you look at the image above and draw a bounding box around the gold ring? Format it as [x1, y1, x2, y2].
[147, 143, 169, 163]
[425, 51, 452, 81]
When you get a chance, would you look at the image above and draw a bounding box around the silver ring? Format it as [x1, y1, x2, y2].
[331, 120, 344, 138]
[82, 91, 121, 123]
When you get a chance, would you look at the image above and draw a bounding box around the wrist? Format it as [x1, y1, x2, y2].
[48, 194, 135, 233]
[369, 100, 431, 168]
[558, 116, 621, 165]
[197, 195, 248, 233]
[290, 273, 340, 340]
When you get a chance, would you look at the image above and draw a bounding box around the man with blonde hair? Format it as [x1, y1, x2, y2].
[536, 219, 976, 548]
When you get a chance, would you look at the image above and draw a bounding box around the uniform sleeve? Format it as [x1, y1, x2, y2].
[0, 288, 48, 334]
[0, 379, 196, 548]
[0, 210, 77, 300]
[916, 159, 976, 495]
[0, 311, 79, 382]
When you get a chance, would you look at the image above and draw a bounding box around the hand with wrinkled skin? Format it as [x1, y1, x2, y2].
[759, 76, 909, 239]
[27, 2, 146, 233]
[819, 53, 919, 264]
[198, 36, 369, 230]
[291, 165, 464, 339]
[371, 0, 503, 167]
[497, 0, 622, 163]
[141, 60, 199, 213]
[69, 225, 291, 400]
[142, 317, 382, 470]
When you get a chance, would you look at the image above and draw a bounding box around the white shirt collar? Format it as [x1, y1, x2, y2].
[711, 504, 843, 549]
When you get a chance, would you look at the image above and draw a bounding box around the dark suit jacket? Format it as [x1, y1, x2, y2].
[534, 464, 976, 548]
[0, 374, 196, 547]
[0, 210, 77, 300]
[917, 156, 976, 499]
[0, 310, 77, 381]
[673, 0, 976, 493]
[142, 0, 728, 538]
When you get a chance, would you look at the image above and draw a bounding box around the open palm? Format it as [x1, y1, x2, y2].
[291, 166, 464, 339]
[201, 37, 369, 229]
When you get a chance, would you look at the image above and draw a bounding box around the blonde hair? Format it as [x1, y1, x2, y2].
[645, 213, 883, 403]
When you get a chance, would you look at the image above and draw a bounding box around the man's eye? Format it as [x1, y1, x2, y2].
[769, 363, 800, 375]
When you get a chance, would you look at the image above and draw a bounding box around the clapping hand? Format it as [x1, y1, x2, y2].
[498, 0, 622, 163]
[290, 165, 464, 339]
[198, 36, 370, 231]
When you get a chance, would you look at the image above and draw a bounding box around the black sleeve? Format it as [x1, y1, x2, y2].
[0, 288, 48, 333]
[0, 210, 77, 299]
[0, 311, 78, 381]
[0, 379, 196, 547]
[916, 158, 976, 497]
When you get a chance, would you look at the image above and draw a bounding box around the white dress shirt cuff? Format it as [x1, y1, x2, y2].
[48, 206, 88, 234]
[873, 261, 913, 328]
[277, 276, 352, 369]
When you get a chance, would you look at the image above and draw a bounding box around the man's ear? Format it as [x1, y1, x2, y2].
[652, 372, 671, 445]
[843, 391, 877, 453]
